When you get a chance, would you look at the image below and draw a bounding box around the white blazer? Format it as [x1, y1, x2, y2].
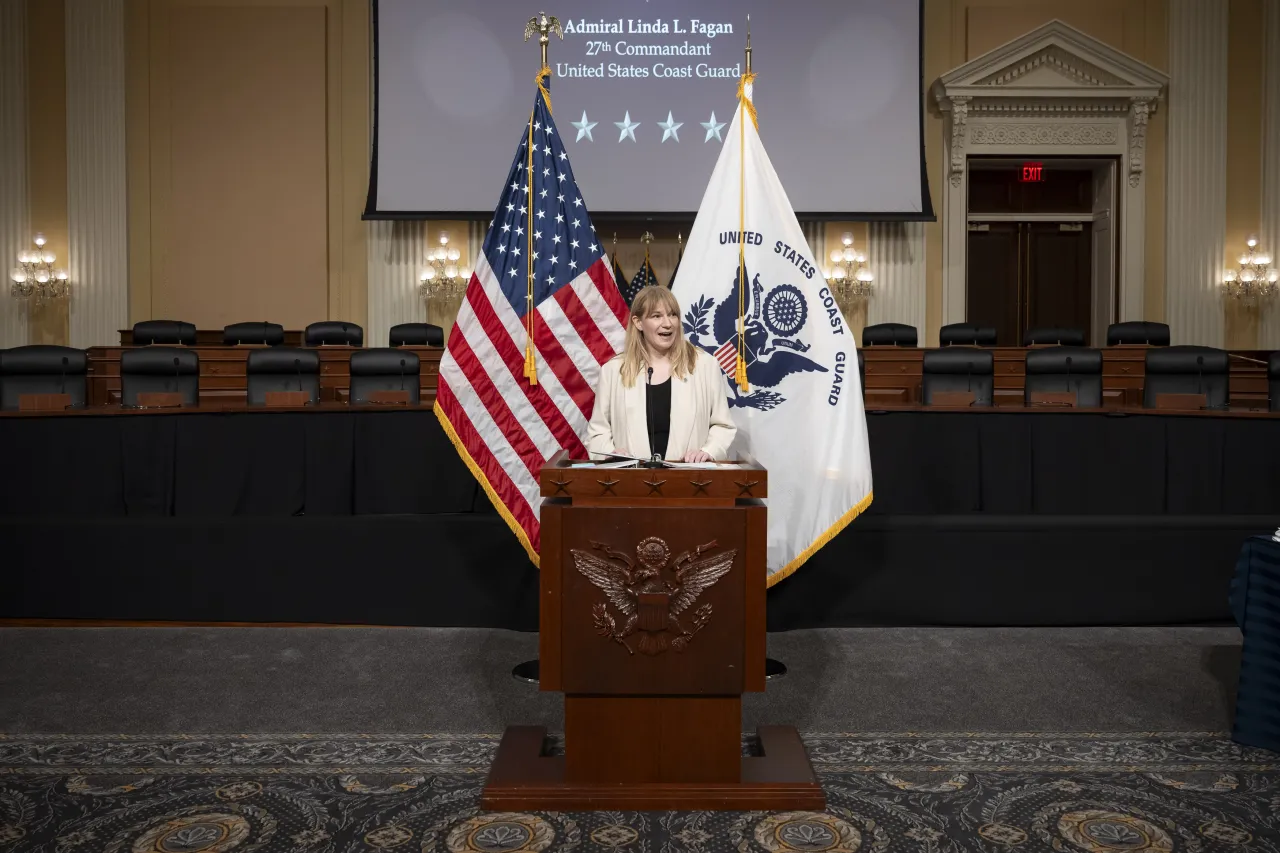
[586, 349, 737, 460]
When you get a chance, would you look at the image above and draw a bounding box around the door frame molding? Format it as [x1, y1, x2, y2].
[933, 20, 1167, 327]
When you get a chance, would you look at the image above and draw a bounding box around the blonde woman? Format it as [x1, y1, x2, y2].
[587, 285, 737, 463]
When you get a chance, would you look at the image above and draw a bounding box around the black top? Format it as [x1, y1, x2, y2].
[645, 376, 672, 460]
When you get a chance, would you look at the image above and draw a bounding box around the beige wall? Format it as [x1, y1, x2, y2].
[1224, 0, 1266, 348]
[26, 0, 71, 344]
[125, 0, 369, 332]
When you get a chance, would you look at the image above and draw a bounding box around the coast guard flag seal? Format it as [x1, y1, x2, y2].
[435, 71, 627, 564]
[671, 74, 873, 585]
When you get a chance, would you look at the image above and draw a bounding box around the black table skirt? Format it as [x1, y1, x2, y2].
[3, 409, 1279, 518]
[1, 410, 482, 517]
[5, 513, 1266, 627]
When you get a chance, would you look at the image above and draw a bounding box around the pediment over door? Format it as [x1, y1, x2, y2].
[933, 19, 1168, 188]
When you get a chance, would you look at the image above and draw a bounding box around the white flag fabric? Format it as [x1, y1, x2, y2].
[671, 83, 873, 585]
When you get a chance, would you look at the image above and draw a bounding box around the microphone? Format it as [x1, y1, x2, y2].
[294, 357, 302, 393]
[173, 356, 181, 404]
[966, 360, 975, 407]
[399, 358, 406, 391]
[59, 356, 68, 394]
[644, 366, 662, 468]
[1196, 355, 1205, 407]
[1065, 355, 1073, 393]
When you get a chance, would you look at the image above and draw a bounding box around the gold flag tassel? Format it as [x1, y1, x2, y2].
[523, 98, 538, 385]
[523, 67, 554, 386]
[521, 10, 562, 384]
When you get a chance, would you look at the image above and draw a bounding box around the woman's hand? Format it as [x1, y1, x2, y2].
[683, 449, 712, 463]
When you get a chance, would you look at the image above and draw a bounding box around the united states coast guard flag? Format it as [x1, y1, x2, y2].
[435, 69, 627, 564]
[671, 73, 873, 585]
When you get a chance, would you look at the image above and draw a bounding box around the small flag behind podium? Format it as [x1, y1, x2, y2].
[435, 73, 627, 563]
[671, 74, 873, 585]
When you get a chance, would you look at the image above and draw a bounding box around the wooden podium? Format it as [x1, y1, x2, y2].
[481, 452, 824, 811]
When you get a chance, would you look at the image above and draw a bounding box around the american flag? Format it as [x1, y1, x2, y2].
[434, 85, 627, 563]
[622, 256, 659, 305]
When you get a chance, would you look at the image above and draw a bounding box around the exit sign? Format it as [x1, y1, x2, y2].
[1019, 162, 1045, 182]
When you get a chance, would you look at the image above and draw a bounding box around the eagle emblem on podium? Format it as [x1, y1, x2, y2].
[571, 536, 736, 656]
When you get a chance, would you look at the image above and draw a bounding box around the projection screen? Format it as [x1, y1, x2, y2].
[365, 0, 931, 218]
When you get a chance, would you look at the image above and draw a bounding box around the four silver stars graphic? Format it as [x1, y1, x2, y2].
[570, 111, 724, 143]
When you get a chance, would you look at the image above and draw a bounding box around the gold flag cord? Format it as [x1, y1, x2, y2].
[523, 66, 552, 386]
[734, 71, 757, 393]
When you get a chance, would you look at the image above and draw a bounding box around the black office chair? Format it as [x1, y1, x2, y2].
[1024, 346, 1103, 407]
[921, 347, 993, 406]
[132, 319, 196, 346]
[0, 345, 88, 410]
[245, 347, 320, 405]
[120, 347, 199, 406]
[305, 321, 362, 347]
[389, 322, 444, 347]
[1023, 327, 1086, 347]
[939, 323, 998, 347]
[1269, 352, 1280, 413]
[1143, 345, 1229, 409]
[861, 323, 918, 347]
[349, 348, 421, 405]
[223, 321, 284, 346]
[1107, 321, 1170, 346]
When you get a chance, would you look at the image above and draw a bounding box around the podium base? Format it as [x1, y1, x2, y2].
[481, 725, 824, 811]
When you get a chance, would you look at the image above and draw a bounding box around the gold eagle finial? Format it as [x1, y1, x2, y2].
[524, 12, 563, 43]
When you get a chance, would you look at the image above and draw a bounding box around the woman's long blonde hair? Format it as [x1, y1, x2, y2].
[619, 285, 698, 387]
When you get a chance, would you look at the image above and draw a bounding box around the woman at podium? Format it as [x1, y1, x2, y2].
[587, 285, 737, 463]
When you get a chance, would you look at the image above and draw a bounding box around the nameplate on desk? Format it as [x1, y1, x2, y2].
[136, 392, 184, 408]
[930, 390, 975, 407]
[264, 391, 310, 407]
[864, 388, 907, 403]
[366, 390, 411, 405]
[1156, 393, 1207, 410]
[1029, 391, 1076, 407]
[18, 393, 72, 411]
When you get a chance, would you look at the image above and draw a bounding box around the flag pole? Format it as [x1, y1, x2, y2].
[512, 11, 564, 687]
[734, 16, 753, 393]
[740, 15, 784, 681]
[521, 12, 564, 386]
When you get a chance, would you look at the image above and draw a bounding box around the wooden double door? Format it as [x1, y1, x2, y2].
[967, 221, 1093, 346]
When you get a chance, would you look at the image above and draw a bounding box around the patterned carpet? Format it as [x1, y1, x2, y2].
[1, 733, 1277, 852]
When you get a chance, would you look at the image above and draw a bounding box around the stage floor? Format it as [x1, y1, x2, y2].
[0, 626, 1242, 734]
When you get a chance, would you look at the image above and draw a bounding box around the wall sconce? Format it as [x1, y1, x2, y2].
[1221, 236, 1278, 305]
[10, 233, 70, 305]
[419, 231, 470, 322]
[824, 232, 873, 301]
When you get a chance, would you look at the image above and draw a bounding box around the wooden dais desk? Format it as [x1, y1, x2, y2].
[86, 345, 442, 407]
[861, 345, 1270, 408]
